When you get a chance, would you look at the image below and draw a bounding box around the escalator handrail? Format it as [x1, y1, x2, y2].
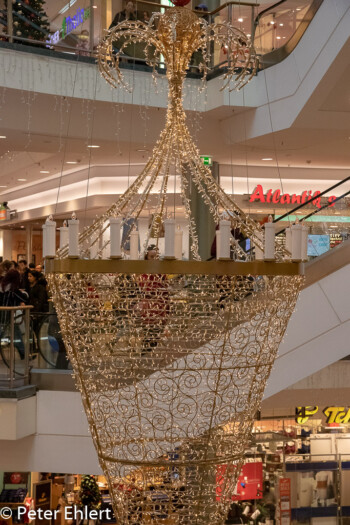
[274, 176, 350, 224]
[252, 0, 287, 41]
[253, 0, 324, 69]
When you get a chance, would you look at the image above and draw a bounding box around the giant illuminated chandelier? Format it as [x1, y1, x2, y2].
[46, 5, 304, 525]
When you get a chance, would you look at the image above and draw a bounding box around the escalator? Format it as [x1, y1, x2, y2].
[265, 237, 350, 399]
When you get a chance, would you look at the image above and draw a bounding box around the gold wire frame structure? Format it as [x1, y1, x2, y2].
[47, 7, 304, 525]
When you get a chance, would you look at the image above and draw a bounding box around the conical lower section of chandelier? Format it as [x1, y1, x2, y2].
[47, 8, 303, 525]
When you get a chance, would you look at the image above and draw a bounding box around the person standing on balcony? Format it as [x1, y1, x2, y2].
[109, 1, 136, 26]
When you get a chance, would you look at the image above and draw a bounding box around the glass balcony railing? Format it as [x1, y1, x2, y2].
[0, 0, 324, 73]
[0, 304, 71, 384]
[253, 0, 323, 67]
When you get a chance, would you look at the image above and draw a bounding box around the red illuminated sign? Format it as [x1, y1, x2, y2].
[249, 184, 336, 209]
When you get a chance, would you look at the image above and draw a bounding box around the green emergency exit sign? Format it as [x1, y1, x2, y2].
[200, 155, 212, 166]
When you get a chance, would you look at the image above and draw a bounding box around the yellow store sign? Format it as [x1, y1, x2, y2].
[296, 406, 350, 425]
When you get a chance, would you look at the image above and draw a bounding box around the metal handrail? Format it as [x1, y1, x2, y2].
[0, 305, 33, 310]
[254, 0, 286, 25]
[205, 1, 259, 16]
[134, 1, 260, 15]
[0, 305, 33, 388]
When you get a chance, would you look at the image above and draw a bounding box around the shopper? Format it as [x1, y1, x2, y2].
[110, 1, 136, 26]
[28, 270, 49, 336]
[0, 260, 13, 280]
[28, 270, 49, 313]
[139, 245, 169, 354]
[18, 259, 30, 293]
[0, 269, 28, 360]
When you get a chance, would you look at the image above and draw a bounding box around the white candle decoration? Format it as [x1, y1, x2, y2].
[89, 231, 99, 260]
[254, 231, 264, 261]
[164, 218, 176, 258]
[218, 219, 230, 259]
[175, 228, 183, 260]
[68, 217, 80, 257]
[215, 230, 221, 261]
[45, 217, 57, 257]
[110, 218, 122, 258]
[129, 230, 139, 260]
[59, 221, 69, 251]
[301, 221, 309, 261]
[291, 220, 302, 261]
[264, 216, 275, 261]
[285, 227, 292, 259]
[42, 223, 47, 258]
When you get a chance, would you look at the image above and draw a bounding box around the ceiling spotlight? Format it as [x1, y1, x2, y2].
[262, 158, 273, 161]
[237, 17, 243, 22]
[0, 136, 6, 139]
[87, 145, 100, 148]
[18, 178, 27, 181]
[40, 170, 50, 174]
[92, 4, 97, 7]
[0, 185, 7, 188]
[66, 161, 78, 164]
[276, 36, 281, 40]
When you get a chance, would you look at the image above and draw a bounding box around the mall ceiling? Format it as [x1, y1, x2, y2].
[0, 5, 349, 199]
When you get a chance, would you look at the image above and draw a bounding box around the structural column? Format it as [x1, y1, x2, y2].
[26, 225, 32, 264]
[0, 230, 13, 261]
[186, 161, 219, 261]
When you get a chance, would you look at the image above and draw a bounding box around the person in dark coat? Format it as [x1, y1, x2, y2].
[18, 259, 30, 293]
[27, 270, 49, 313]
[109, 1, 136, 27]
[28, 270, 49, 336]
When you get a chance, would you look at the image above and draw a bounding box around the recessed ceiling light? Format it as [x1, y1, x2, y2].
[0, 136, 6, 139]
[279, 23, 284, 26]
[40, 170, 50, 174]
[237, 17, 243, 22]
[66, 161, 78, 164]
[20, 225, 24, 228]
[296, 7, 301, 10]
[137, 148, 148, 152]
[92, 4, 97, 7]
[262, 158, 273, 161]
[18, 178, 27, 181]
[276, 36, 281, 40]
[0, 185, 7, 188]
[87, 145, 100, 148]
